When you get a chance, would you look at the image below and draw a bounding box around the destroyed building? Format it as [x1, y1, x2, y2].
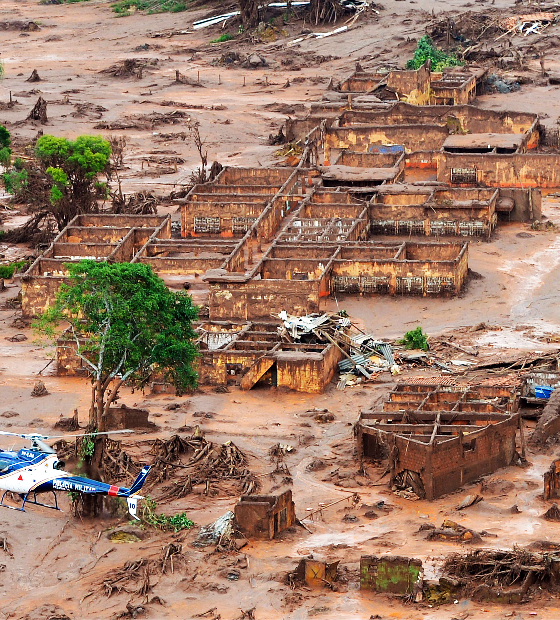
[23, 164, 472, 323]
[195, 318, 343, 393]
[20, 60, 560, 399]
[234, 489, 296, 539]
[357, 381, 521, 499]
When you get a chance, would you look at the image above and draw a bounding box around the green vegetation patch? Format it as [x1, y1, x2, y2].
[398, 326, 429, 351]
[0, 261, 26, 280]
[406, 35, 462, 72]
[210, 33, 234, 43]
[112, 0, 188, 16]
[140, 498, 194, 532]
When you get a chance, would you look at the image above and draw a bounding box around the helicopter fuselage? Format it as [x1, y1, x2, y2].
[0, 448, 149, 518]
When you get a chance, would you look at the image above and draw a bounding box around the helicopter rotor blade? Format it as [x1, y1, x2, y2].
[44, 430, 134, 440]
[0, 429, 134, 441]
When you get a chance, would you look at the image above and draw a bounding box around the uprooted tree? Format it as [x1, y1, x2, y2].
[36, 261, 199, 514]
[309, 0, 346, 24]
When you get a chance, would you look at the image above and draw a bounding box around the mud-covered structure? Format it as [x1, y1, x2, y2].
[23, 165, 472, 322]
[357, 382, 521, 500]
[196, 320, 342, 393]
[234, 489, 296, 539]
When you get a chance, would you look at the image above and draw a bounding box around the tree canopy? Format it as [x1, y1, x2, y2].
[34, 134, 112, 229]
[37, 261, 199, 429]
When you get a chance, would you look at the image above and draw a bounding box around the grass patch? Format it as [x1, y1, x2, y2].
[112, 0, 188, 15]
[210, 33, 234, 43]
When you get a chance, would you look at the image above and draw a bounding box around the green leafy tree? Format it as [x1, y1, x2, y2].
[36, 261, 199, 431]
[406, 35, 462, 72]
[34, 134, 111, 229]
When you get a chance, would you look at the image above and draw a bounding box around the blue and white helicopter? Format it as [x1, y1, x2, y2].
[0, 430, 150, 520]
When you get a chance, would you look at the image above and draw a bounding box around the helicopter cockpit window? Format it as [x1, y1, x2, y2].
[0, 460, 11, 473]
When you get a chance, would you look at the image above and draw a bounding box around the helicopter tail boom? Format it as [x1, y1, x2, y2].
[128, 466, 151, 495]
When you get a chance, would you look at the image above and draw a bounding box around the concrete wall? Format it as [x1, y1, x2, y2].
[386, 63, 431, 105]
[324, 125, 448, 164]
[207, 278, 322, 320]
[430, 73, 476, 105]
[275, 344, 342, 393]
[498, 188, 541, 221]
[341, 103, 536, 134]
[544, 459, 560, 500]
[57, 336, 89, 376]
[22, 275, 66, 317]
[437, 153, 560, 188]
[105, 405, 154, 430]
[420, 417, 518, 499]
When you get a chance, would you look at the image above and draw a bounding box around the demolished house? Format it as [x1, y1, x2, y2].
[195, 315, 346, 393]
[338, 62, 484, 106]
[234, 489, 296, 539]
[357, 381, 521, 499]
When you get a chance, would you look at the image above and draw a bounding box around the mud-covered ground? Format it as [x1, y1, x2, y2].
[2, 0, 560, 618]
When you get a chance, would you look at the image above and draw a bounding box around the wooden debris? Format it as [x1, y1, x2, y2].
[54, 408, 80, 431]
[443, 547, 552, 587]
[0, 536, 13, 557]
[27, 97, 47, 123]
[541, 502, 560, 521]
[100, 58, 159, 79]
[25, 69, 41, 82]
[31, 380, 49, 397]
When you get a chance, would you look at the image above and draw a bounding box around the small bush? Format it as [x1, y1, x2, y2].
[398, 326, 429, 351]
[406, 35, 462, 73]
[0, 124, 11, 167]
[210, 33, 234, 43]
[140, 498, 194, 532]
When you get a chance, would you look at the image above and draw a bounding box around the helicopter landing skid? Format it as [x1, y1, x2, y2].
[0, 490, 61, 512]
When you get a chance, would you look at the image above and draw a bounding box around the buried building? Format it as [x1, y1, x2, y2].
[357, 382, 522, 500]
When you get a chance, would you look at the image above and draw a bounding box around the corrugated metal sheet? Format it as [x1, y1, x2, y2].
[338, 353, 369, 372]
